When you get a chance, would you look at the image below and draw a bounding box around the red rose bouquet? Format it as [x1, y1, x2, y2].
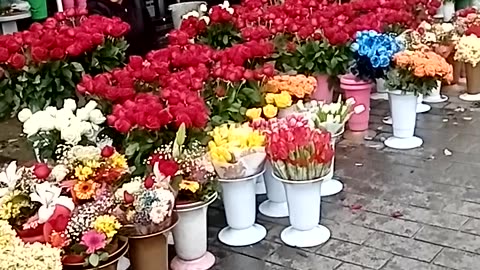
[0, 9, 129, 119]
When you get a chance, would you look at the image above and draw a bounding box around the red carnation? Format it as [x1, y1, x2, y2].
[9, 53, 26, 69]
[34, 163, 51, 180]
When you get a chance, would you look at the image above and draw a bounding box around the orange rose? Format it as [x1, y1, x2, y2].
[424, 64, 437, 77]
[414, 65, 426, 77]
[395, 54, 411, 67]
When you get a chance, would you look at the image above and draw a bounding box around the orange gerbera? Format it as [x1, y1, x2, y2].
[73, 180, 98, 200]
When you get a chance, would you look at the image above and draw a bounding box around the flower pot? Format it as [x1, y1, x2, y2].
[371, 78, 388, 100]
[416, 94, 431, 113]
[128, 214, 179, 270]
[259, 161, 288, 218]
[424, 81, 448, 103]
[443, 2, 455, 21]
[218, 171, 267, 246]
[169, 1, 207, 29]
[340, 74, 372, 132]
[311, 74, 333, 103]
[460, 63, 480, 101]
[63, 239, 129, 270]
[321, 127, 344, 197]
[273, 173, 331, 248]
[256, 174, 266, 194]
[384, 91, 423, 150]
[447, 55, 462, 84]
[171, 193, 218, 270]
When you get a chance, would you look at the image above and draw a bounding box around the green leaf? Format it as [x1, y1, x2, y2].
[125, 142, 139, 157]
[88, 254, 100, 267]
[223, 35, 229, 45]
[98, 252, 109, 261]
[306, 62, 314, 70]
[71, 62, 84, 72]
[62, 68, 73, 80]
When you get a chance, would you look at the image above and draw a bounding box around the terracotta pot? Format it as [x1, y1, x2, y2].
[63, 238, 129, 270]
[128, 213, 179, 270]
[466, 63, 480, 95]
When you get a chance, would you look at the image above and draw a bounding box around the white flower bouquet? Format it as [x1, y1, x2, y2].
[18, 99, 106, 161]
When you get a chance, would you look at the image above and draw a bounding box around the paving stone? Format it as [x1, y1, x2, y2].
[352, 212, 423, 237]
[383, 256, 451, 270]
[209, 245, 278, 270]
[323, 219, 375, 245]
[443, 201, 480, 219]
[322, 202, 361, 223]
[266, 246, 341, 270]
[460, 218, 480, 236]
[335, 263, 371, 270]
[433, 248, 480, 270]
[414, 226, 480, 254]
[316, 239, 392, 269]
[363, 231, 442, 262]
[227, 239, 282, 259]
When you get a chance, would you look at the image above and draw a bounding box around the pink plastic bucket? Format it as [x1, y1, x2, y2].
[341, 74, 372, 132]
[311, 74, 333, 103]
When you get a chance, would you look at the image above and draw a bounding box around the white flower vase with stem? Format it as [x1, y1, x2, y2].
[320, 127, 344, 197]
[259, 161, 289, 218]
[371, 78, 389, 100]
[171, 193, 218, 270]
[423, 81, 448, 103]
[272, 173, 331, 247]
[383, 93, 432, 125]
[384, 90, 423, 150]
[218, 170, 267, 246]
[443, 1, 455, 22]
[255, 174, 266, 195]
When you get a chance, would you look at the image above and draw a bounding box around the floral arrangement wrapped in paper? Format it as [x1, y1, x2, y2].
[386, 50, 453, 95]
[208, 123, 266, 179]
[0, 145, 129, 267]
[0, 219, 62, 270]
[18, 99, 106, 161]
[350, 30, 403, 81]
[259, 115, 334, 181]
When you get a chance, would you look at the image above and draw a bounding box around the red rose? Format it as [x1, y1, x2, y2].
[6, 39, 20, 53]
[0, 47, 10, 62]
[158, 160, 178, 177]
[144, 175, 155, 189]
[91, 33, 104, 46]
[128, 55, 143, 71]
[101, 145, 115, 158]
[66, 43, 84, 57]
[145, 115, 162, 130]
[50, 47, 65, 60]
[113, 118, 132, 133]
[34, 163, 51, 180]
[65, 8, 76, 17]
[108, 23, 130, 38]
[31, 46, 49, 62]
[9, 53, 26, 69]
[54, 12, 66, 21]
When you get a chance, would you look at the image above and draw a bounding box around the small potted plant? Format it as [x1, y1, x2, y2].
[385, 50, 453, 149]
[208, 123, 267, 246]
[263, 115, 334, 248]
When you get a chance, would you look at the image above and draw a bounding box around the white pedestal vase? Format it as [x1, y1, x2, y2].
[416, 94, 431, 113]
[443, 1, 455, 21]
[321, 128, 344, 197]
[384, 91, 423, 150]
[423, 81, 448, 103]
[218, 171, 267, 246]
[273, 174, 331, 248]
[371, 78, 389, 100]
[259, 161, 289, 218]
[255, 174, 266, 195]
[171, 194, 218, 270]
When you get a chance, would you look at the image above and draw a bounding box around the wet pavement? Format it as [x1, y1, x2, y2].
[206, 81, 480, 270]
[0, 82, 479, 269]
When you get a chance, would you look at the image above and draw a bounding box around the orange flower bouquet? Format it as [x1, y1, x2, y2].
[385, 50, 453, 95]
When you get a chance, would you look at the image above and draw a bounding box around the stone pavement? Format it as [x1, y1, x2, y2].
[206, 83, 480, 270]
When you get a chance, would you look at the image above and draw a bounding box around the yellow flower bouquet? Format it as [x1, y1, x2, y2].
[454, 35, 480, 67]
[208, 123, 266, 179]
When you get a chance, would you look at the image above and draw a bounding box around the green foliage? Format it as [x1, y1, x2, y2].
[198, 23, 242, 49]
[385, 68, 438, 95]
[82, 38, 128, 74]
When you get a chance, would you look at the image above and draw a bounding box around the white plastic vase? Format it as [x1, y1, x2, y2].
[320, 128, 344, 197]
[169, 1, 207, 29]
[423, 81, 447, 103]
[273, 174, 331, 248]
[218, 172, 267, 246]
[255, 174, 266, 195]
[443, 1, 455, 21]
[171, 194, 218, 270]
[416, 93, 431, 113]
[259, 161, 288, 218]
[371, 78, 389, 100]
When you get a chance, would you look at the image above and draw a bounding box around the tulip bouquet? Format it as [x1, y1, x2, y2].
[208, 123, 266, 179]
[350, 30, 403, 81]
[0, 9, 129, 119]
[0, 220, 62, 270]
[386, 50, 453, 95]
[0, 145, 129, 267]
[258, 115, 334, 181]
[18, 99, 106, 161]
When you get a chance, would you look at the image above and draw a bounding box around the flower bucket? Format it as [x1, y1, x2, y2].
[443, 1, 455, 21]
[384, 91, 423, 150]
[218, 170, 267, 246]
[171, 193, 218, 270]
[311, 74, 333, 103]
[169, 1, 206, 29]
[423, 81, 448, 103]
[127, 214, 179, 270]
[416, 94, 431, 113]
[256, 174, 266, 194]
[321, 127, 344, 197]
[259, 161, 288, 218]
[447, 55, 462, 84]
[371, 78, 388, 100]
[460, 63, 480, 101]
[63, 239, 129, 270]
[273, 173, 331, 248]
[340, 74, 372, 131]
